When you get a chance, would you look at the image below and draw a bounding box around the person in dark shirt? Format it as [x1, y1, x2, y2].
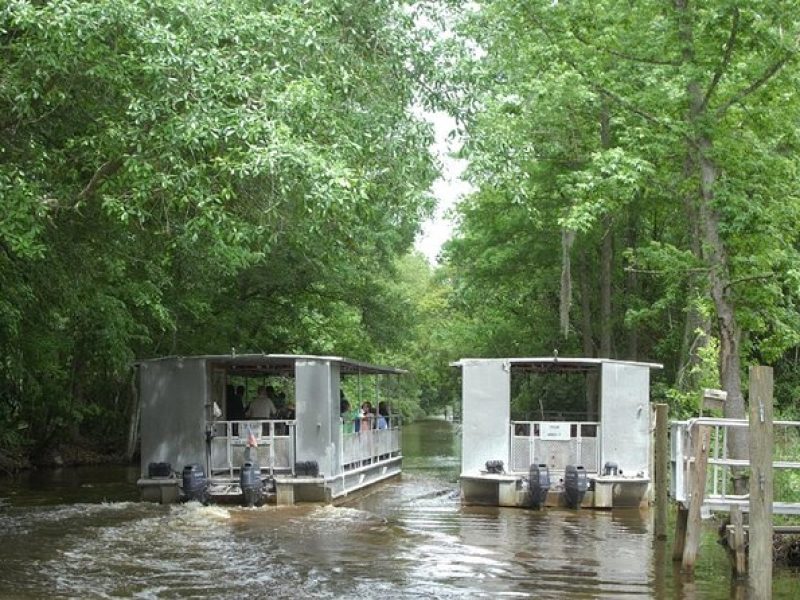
[226, 384, 246, 421]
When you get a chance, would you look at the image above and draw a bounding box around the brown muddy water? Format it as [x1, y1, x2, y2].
[1, 420, 799, 598]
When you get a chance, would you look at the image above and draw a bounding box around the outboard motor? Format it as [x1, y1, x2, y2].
[485, 460, 505, 474]
[240, 461, 264, 507]
[528, 463, 550, 509]
[564, 465, 588, 509]
[603, 461, 619, 476]
[182, 463, 208, 504]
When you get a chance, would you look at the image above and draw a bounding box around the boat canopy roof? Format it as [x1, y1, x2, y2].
[137, 353, 406, 376]
[451, 357, 663, 373]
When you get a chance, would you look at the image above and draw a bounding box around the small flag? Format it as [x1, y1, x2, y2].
[246, 426, 258, 448]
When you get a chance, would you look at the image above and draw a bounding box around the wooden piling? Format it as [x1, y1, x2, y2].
[673, 506, 688, 561]
[748, 366, 773, 599]
[730, 503, 746, 577]
[655, 403, 669, 540]
[682, 424, 711, 573]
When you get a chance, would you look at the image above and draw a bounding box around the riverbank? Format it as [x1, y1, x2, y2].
[0, 442, 128, 476]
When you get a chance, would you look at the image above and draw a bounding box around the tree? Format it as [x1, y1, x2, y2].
[446, 0, 800, 445]
[0, 0, 439, 462]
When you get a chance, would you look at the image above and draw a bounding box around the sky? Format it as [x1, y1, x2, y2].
[414, 110, 473, 264]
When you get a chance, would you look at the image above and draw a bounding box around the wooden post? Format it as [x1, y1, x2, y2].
[748, 366, 773, 599]
[653, 532, 667, 600]
[730, 503, 747, 577]
[682, 424, 711, 573]
[673, 506, 688, 561]
[655, 403, 669, 540]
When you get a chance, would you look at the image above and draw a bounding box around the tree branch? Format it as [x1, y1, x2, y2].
[77, 157, 123, 202]
[624, 266, 707, 275]
[715, 51, 794, 117]
[527, 11, 685, 140]
[700, 8, 739, 112]
[723, 273, 774, 291]
[570, 28, 682, 67]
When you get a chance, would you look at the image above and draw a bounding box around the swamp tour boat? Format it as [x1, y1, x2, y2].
[136, 354, 403, 506]
[454, 357, 663, 509]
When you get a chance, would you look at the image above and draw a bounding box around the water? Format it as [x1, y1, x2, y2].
[1, 420, 799, 598]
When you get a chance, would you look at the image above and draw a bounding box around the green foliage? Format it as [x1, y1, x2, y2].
[663, 334, 721, 419]
[440, 0, 800, 413]
[0, 0, 439, 458]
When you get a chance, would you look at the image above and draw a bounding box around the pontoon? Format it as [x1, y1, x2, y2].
[453, 357, 662, 509]
[136, 354, 403, 505]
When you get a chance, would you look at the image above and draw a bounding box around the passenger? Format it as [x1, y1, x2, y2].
[227, 384, 246, 421]
[341, 399, 355, 434]
[272, 393, 293, 435]
[342, 390, 362, 433]
[377, 401, 389, 430]
[276, 391, 288, 416]
[360, 401, 373, 431]
[247, 385, 277, 419]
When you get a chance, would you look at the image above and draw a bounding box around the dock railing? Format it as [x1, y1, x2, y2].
[671, 417, 800, 514]
[209, 420, 296, 477]
[510, 420, 600, 474]
[342, 415, 401, 470]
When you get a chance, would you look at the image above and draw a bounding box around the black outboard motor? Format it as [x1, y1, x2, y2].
[240, 462, 264, 507]
[182, 463, 209, 504]
[564, 465, 588, 509]
[485, 460, 505, 474]
[603, 461, 619, 476]
[528, 463, 550, 509]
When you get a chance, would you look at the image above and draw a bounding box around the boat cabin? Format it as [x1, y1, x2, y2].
[453, 357, 662, 509]
[136, 354, 403, 505]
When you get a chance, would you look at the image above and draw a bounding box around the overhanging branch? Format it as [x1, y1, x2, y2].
[570, 28, 682, 67]
[700, 8, 740, 112]
[715, 51, 795, 117]
[77, 157, 124, 202]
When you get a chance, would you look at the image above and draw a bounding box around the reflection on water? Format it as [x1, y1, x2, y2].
[1, 419, 799, 598]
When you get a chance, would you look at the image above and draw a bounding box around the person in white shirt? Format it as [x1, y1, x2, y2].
[247, 385, 276, 419]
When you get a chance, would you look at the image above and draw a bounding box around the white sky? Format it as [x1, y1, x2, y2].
[414, 110, 472, 264]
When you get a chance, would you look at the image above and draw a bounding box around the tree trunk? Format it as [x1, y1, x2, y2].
[559, 229, 576, 338]
[676, 0, 746, 480]
[579, 250, 595, 358]
[599, 102, 613, 358]
[696, 138, 746, 455]
[600, 215, 613, 358]
[579, 250, 599, 418]
[625, 210, 639, 361]
[68, 350, 85, 442]
[125, 370, 141, 463]
[677, 154, 711, 390]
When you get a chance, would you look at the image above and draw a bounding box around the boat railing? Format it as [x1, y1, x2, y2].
[208, 419, 295, 478]
[341, 415, 402, 470]
[509, 420, 601, 474]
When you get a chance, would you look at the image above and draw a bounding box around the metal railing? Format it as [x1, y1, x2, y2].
[341, 416, 401, 470]
[671, 417, 800, 514]
[208, 420, 295, 477]
[509, 421, 600, 473]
